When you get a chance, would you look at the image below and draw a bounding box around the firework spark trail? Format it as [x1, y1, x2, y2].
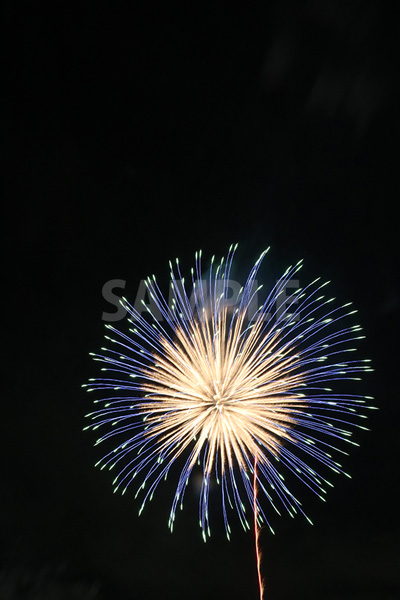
[253, 456, 264, 600]
[84, 244, 374, 593]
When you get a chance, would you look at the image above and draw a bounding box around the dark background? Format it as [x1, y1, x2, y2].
[3, 2, 399, 599]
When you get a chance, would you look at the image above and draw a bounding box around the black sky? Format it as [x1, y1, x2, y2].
[3, 2, 400, 599]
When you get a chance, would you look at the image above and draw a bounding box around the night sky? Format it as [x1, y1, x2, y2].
[3, 2, 400, 599]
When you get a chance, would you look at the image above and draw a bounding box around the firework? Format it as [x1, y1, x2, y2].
[83, 245, 373, 546]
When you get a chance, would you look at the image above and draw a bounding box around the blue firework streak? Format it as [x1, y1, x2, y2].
[83, 245, 374, 541]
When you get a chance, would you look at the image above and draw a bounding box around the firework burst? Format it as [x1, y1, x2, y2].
[83, 245, 373, 548]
